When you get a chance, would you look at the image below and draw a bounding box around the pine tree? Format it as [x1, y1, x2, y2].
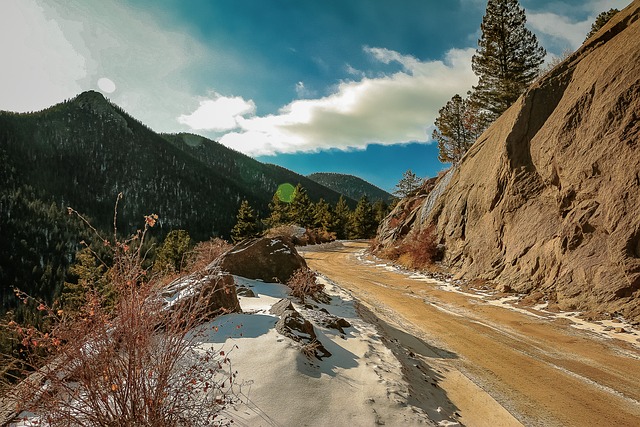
[264, 192, 291, 228]
[471, 0, 545, 120]
[153, 230, 192, 273]
[433, 94, 489, 163]
[373, 200, 389, 225]
[312, 198, 333, 231]
[289, 184, 313, 228]
[61, 247, 112, 315]
[351, 196, 377, 239]
[333, 196, 352, 239]
[393, 170, 422, 198]
[230, 200, 260, 243]
[585, 9, 619, 41]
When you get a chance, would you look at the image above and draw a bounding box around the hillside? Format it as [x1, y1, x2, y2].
[0, 91, 351, 311]
[376, 1, 640, 321]
[307, 172, 394, 203]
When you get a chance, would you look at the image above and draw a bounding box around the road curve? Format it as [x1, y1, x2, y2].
[302, 241, 640, 427]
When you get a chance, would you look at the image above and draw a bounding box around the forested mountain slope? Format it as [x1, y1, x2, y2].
[307, 172, 394, 203]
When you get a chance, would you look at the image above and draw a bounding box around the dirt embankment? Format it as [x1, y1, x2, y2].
[303, 242, 640, 427]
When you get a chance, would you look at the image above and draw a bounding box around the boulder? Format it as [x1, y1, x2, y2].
[376, 1, 640, 322]
[213, 236, 307, 283]
[269, 298, 331, 359]
[163, 272, 241, 322]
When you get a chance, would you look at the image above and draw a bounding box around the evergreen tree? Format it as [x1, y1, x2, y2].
[312, 198, 333, 231]
[289, 184, 314, 228]
[333, 196, 352, 239]
[264, 192, 291, 228]
[373, 200, 389, 225]
[61, 247, 112, 315]
[153, 230, 192, 274]
[471, 0, 545, 120]
[393, 170, 422, 198]
[585, 8, 619, 41]
[351, 196, 377, 239]
[433, 94, 489, 163]
[231, 200, 260, 243]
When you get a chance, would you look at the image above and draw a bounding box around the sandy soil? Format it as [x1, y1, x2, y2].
[301, 241, 640, 427]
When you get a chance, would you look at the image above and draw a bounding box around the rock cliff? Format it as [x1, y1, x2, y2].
[377, 1, 640, 321]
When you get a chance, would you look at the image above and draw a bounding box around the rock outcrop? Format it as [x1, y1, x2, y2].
[213, 236, 307, 283]
[163, 272, 242, 321]
[270, 298, 331, 359]
[377, 1, 640, 321]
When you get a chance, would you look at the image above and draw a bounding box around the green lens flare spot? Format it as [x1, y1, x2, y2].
[276, 183, 295, 203]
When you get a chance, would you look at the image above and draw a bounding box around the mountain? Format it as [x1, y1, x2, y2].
[0, 91, 352, 312]
[376, 1, 640, 321]
[307, 172, 394, 203]
[162, 134, 355, 209]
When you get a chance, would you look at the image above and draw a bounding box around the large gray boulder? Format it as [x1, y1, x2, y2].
[213, 236, 307, 283]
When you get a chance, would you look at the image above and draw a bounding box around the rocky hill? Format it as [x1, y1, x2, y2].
[307, 172, 394, 203]
[376, 1, 640, 321]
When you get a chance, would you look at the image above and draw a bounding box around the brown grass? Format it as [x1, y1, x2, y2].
[286, 268, 323, 302]
[184, 237, 232, 273]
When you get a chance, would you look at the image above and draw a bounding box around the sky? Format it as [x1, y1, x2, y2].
[1, 0, 630, 192]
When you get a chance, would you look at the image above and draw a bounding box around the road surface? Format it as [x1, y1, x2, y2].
[302, 241, 640, 427]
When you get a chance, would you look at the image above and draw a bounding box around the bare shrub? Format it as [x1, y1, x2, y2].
[263, 224, 307, 245]
[399, 225, 438, 269]
[185, 238, 232, 273]
[2, 196, 237, 426]
[286, 268, 323, 303]
[376, 225, 438, 270]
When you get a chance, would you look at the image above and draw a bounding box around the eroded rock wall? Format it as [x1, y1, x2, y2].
[378, 1, 640, 320]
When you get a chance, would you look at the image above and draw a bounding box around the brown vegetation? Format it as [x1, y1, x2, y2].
[286, 268, 324, 302]
[1, 201, 237, 426]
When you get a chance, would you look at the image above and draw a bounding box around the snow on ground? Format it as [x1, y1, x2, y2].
[10, 272, 463, 426]
[195, 275, 448, 426]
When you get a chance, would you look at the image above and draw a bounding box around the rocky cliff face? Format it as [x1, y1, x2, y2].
[377, 1, 640, 321]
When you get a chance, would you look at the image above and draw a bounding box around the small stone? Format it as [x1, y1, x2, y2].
[614, 327, 626, 333]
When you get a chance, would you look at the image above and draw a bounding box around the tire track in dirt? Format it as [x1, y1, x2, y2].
[302, 242, 640, 427]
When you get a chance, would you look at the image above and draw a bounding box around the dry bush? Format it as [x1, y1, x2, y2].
[304, 229, 336, 245]
[376, 225, 438, 270]
[2, 197, 237, 426]
[286, 268, 323, 303]
[263, 224, 307, 245]
[184, 237, 232, 273]
[399, 225, 438, 269]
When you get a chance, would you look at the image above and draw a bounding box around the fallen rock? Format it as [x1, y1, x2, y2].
[163, 272, 241, 322]
[213, 236, 307, 283]
[270, 298, 331, 359]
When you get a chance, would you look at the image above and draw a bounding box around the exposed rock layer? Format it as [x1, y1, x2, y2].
[377, 1, 640, 321]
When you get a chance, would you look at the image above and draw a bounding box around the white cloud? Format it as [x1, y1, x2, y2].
[527, 0, 631, 53]
[0, 0, 243, 134]
[218, 47, 477, 156]
[528, 12, 591, 50]
[0, 1, 86, 111]
[178, 95, 256, 131]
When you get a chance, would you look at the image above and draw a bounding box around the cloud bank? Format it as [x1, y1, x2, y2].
[186, 47, 477, 156]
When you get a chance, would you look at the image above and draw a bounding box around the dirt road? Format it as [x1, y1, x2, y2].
[302, 242, 640, 427]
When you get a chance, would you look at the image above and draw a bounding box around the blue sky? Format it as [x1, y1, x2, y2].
[1, 0, 630, 192]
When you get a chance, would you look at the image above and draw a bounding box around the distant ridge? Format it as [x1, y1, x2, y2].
[307, 172, 394, 203]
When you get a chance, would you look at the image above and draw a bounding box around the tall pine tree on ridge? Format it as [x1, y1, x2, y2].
[471, 0, 545, 120]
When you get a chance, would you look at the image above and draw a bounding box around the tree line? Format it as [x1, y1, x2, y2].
[231, 184, 390, 243]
